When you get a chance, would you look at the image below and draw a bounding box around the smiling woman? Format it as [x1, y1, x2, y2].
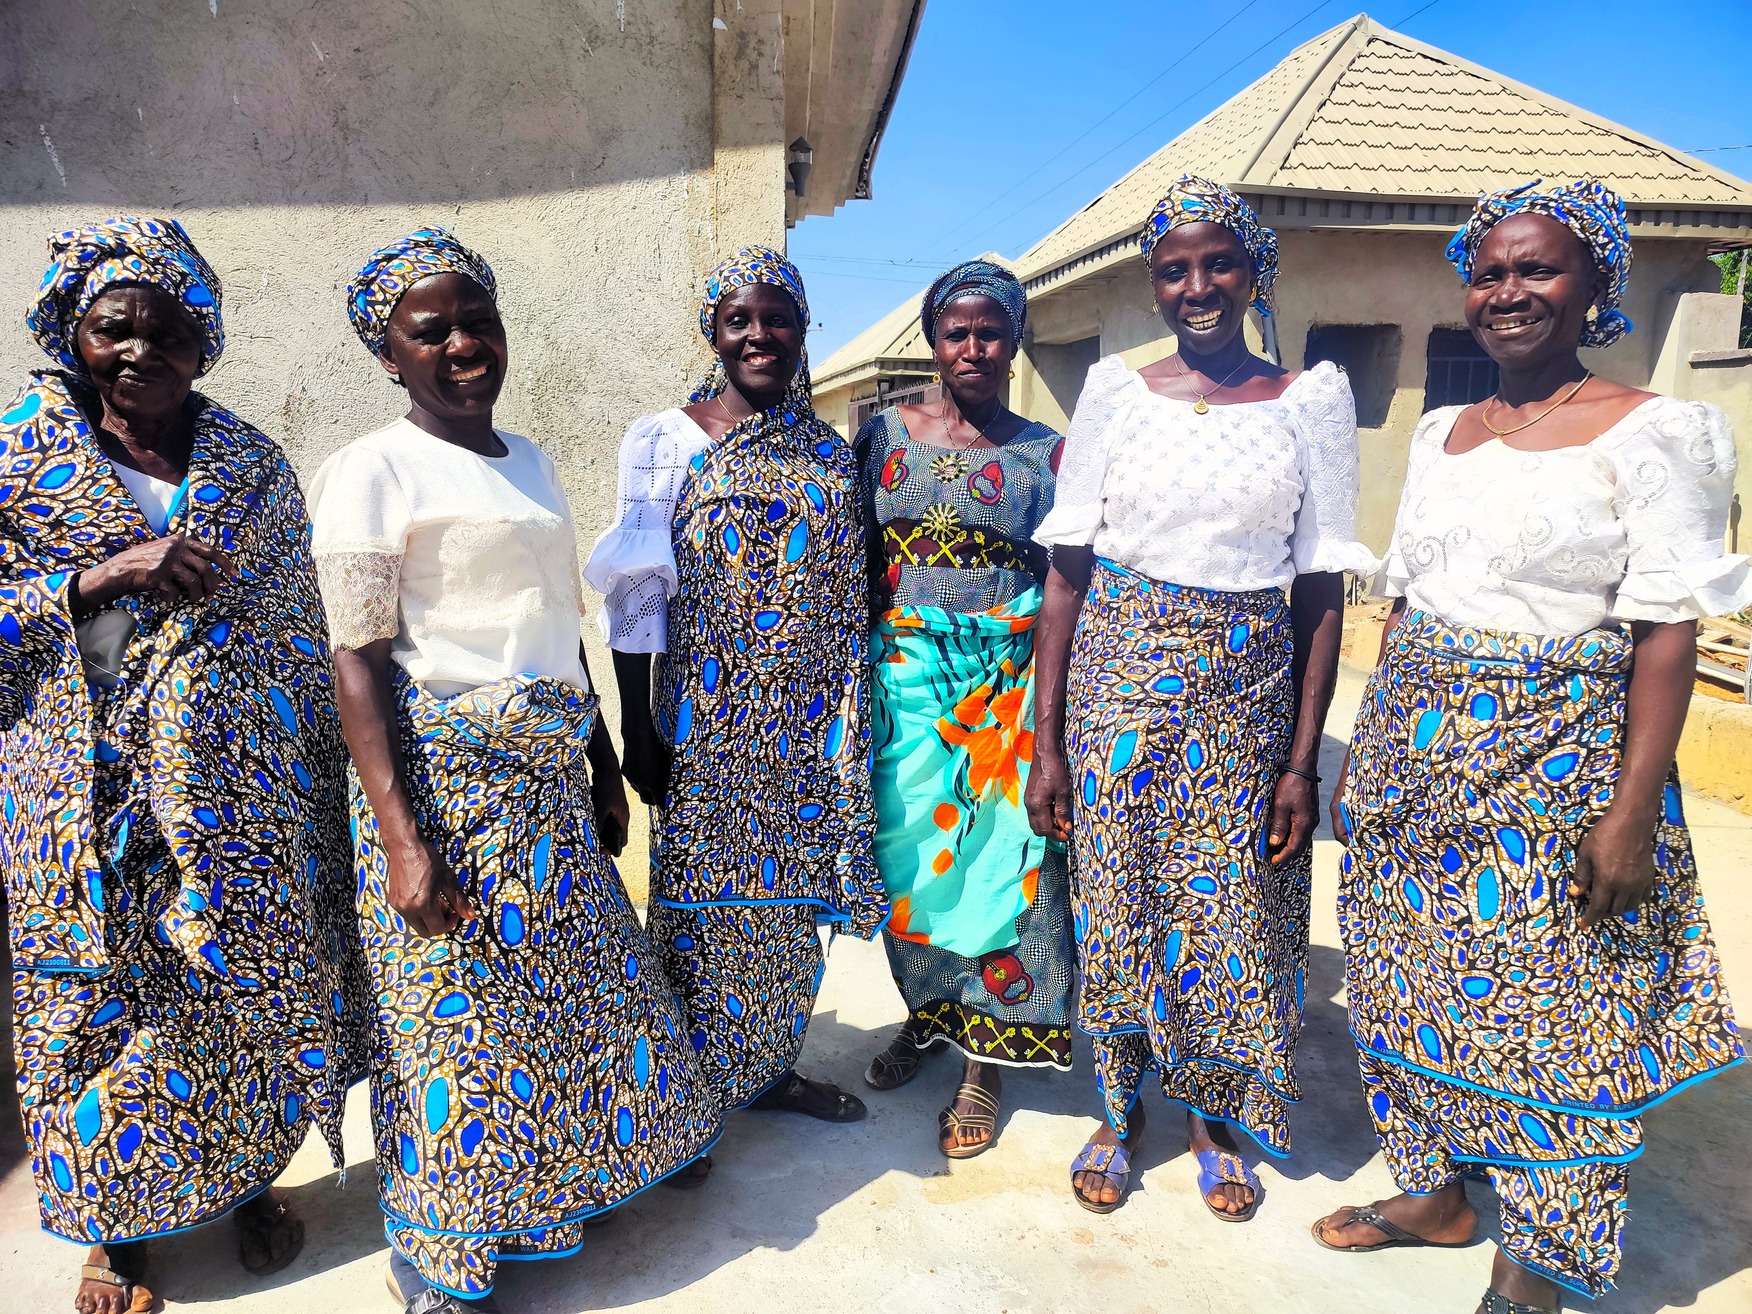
[309, 227, 719, 1313]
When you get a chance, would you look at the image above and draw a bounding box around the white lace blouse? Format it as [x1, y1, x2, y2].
[1033, 356, 1378, 589]
[583, 408, 714, 654]
[309, 418, 590, 698]
[1380, 397, 1751, 637]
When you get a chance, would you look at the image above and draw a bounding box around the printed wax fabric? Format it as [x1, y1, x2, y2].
[1067, 559, 1309, 1155]
[355, 672, 720, 1297]
[861, 407, 1074, 1069]
[1338, 609, 1743, 1297]
[0, 370, 359, 1243]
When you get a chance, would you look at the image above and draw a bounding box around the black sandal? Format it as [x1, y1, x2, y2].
[1310, 1201, 1475, 1253]
[661, 1153, 713, 1190]
[752, 1072, 867, 1122]
[235, 1192, 305, 1277]
[1478, 1289, 1560, 1314]
[865, 1031, 930, 1090]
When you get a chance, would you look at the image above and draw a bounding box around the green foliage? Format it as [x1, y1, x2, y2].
[1713, 251, 1752, 348]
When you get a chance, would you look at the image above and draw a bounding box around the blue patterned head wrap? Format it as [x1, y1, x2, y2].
[1445, 178, 1633, 348]
[697, 245, 810, 346]
[27, 216, 225, 377]
[347, 227, 499, 358]
[920, 260, 1027, 347]
[1138, 175, 1278, 316]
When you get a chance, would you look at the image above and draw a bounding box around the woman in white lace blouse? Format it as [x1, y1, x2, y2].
[309, 230, 719, 1312]
[1312, 181, 1748, 1314]
[1026, 176, 1375, 1219]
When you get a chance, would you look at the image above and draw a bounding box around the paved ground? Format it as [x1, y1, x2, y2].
[3, 669, 1749, 1314]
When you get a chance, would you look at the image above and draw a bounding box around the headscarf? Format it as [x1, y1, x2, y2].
[1137, 175, 1279, 317]
[1445, 178, 1634, 348]
[920, 259, 1027, 346]
[26, 216, 225, 376]
[346, 227, 498, 358]
[689, 245, 820, 414]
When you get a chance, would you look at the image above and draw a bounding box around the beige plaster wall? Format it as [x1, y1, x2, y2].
[0, 0, 804, 732]
[1015, 229, 1727, 553]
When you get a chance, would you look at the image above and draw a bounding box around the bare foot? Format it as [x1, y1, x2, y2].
[1071, 1105, 1145, 1210]
[939, 1059, 1001, 1154]
[1188, 1111, 1255, 1216]
[75, 1241, 149, 1314]
[1480, 1245, 1562, 1313]
[1312, 1182, 1477, 1250]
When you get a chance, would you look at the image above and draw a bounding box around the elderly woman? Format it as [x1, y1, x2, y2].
[1027, 176, 1375, 1217]
[311, 229, 719, 1312]
[587, 246, 884, 1127]
[1312, 180, 1748, 1314]
[857, 260, 1074, 1158]
[0, 218, 355, 1314]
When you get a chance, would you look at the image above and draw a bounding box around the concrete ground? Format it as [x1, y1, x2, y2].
[3, 668, 1749, 1314]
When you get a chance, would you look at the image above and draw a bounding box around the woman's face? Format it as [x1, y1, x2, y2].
[1464, 213, 1603, 372]
[379, 272, 508, 422]
[714, 283, 804, 404]
[931, 294, 1014, 411]
[1148, 221, 1254, 354]
[74, 284, 204, 426]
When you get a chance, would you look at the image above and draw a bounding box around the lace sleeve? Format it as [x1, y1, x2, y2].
[315, 551, 402, 649]
[1285, 362, 1380, 578]
[1611, 399, 1752, 622]
[1033, 356, 1134, 549]
[583, 411, 713, 654]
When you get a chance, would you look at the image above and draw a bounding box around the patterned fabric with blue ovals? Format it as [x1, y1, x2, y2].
[1338, 607, 1744, 1297]
[1066, 559, 1309, 1155]
[353, 672, 720, 1297]
[0, 369, 360, 1242]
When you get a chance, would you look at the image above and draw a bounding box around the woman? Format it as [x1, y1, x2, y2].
[1, 217, 355, 1314]
[312, 228, 720, 1312]
[586, 246, 884, 1124]
[1311, 179, 1747, 1313]
[857, 260, 1075, 1158]
[1027, 176, 1374, 1217]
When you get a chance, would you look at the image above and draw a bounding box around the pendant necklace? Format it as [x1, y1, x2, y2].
[1175, 354, 1251, 414]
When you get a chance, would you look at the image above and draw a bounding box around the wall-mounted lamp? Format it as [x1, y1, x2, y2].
[787, 138, 814, 198]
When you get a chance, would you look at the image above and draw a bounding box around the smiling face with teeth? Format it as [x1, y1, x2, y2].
[1464, 213, 1604, 372]
[1148, 221, 1255, 357]
[712, 283, 805, 413]
[379, 272, 508, 442]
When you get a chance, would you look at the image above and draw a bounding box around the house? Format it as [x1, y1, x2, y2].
[813, 13, 1752, 552]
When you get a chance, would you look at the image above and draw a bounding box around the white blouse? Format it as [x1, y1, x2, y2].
[1380, 397, 1751, 637]
[309, 418, 590, 699]
[583, 408, 714, 654]
[1033, 356, 1378, 589]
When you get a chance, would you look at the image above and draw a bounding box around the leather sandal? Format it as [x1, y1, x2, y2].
[1311, 1201, 1475, 1253]
[752, 1072, 867, 1122]
[865, 1035, 929, 1090]
[1478, 1288, 1560, 1314]
[1069, 1137, 1133, 1215]
[938, 1081, 1000, 1159]
[80, 1262, 156, 1314]
[1195, 1148, 1261, 1222]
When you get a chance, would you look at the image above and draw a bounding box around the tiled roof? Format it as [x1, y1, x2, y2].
[811, 288, 929, 390]
[1015, 12, 1752, 284]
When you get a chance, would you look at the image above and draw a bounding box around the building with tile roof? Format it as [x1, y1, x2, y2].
[815, 13, 1752, 550]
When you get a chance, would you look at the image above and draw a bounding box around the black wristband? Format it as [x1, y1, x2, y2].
[1279, 764, 1320, 785]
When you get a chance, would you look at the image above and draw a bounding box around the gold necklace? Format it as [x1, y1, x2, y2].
[1481, 373, 1591, 437]
[930, 398, 1001, 480]
[1174, 354, 1251, 414]
[715, 394, 742, 425]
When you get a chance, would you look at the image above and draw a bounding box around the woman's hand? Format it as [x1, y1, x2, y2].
[619, 715, 673, 808]
[386, 834, 476, 937]
[591, 767, 630, 857]
[1267, 771, 1318, 867]
[1025, 745, 1074, 842]
[76, 535, 234, 613]
[1328, 750, 1352, 846]
[1572, 805, 1659, 930]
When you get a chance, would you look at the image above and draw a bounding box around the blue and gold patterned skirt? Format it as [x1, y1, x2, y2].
[1067, 560, 1308, 1155]
[1339, 609, 1743, 1296]
[353, 674, 720, 1298]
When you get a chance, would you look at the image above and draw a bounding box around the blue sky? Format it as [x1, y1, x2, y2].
[792, 0, 1752, 358]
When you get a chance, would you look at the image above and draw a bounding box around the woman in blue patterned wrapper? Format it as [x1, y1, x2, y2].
[1027, 176, 1375, 1219]
[0, 218, 357, 1314]
[587, 246, 884, 1129]
[855, 260, 1076, 1160]
[1312, 179, 1749, 1314]
[313, 228, 720, 1313]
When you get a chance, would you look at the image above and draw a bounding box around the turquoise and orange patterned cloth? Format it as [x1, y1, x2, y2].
[354, 672, 720, 1297]
[0, 369, 359, 1243]
[1338, 609, 1743, 1297]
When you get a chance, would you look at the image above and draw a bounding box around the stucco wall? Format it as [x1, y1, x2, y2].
[1016, 228, 1726, 552]
[0, 0, 803, 734]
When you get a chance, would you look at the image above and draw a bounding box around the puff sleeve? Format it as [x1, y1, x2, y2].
[1284, 361, 1380, 578]
[1610, 399, 1752, 623]
[1032, 355, 1133, 549]
[309, 444, 410, 651]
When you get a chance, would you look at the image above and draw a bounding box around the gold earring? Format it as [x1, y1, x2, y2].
[1009, 368, 1016, 379]
[931, 371, 940, 383]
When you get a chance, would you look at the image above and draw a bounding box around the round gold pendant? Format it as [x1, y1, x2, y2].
[1193, 397, 1209, 415]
